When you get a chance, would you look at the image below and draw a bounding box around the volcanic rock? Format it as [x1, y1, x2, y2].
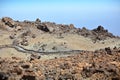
[20, 38, 29, 46]
[37, 23, 50, 32]
[0, 17, 120, 80]
[20, 75, 36, 80]
[92, 25, 115, 40]
[35, 18, 41, 24]
[105, 47, 112, 55]
[0, 72, 8, 80]
[2, 17, 15, 28]
[29, 53, 41, 61]
[69, 24, 75, 29]
[14, 26, 22, 31]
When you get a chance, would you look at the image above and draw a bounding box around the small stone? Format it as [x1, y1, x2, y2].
[32, 34, 36, 38]
[21, 64, 30, 69]
[9, 33, 16, 39]
[21, 38, 29, 46]
[14, 67, 23, 75]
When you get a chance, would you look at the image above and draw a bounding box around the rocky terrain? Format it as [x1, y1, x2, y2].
[0, 17, 120, 80]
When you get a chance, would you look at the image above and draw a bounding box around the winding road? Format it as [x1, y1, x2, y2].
[0, 44, 82, 55]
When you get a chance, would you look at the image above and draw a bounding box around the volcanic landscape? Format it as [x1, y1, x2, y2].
[0, 17, 120, 80]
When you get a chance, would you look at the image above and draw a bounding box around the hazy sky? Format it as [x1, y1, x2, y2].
[0, 0, 120, 36]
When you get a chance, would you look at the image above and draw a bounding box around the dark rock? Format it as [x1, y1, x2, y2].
[35, 18, 41, 24]
[20, 75, 36, 80]
[37, 23, 49, 32]
[30, 53, 41, 61]
[96, 25, 104, 32]
[105, 47, 112, 55]
[0, 72, 8, 80]
[21, 64, 30, 69]
[52, 46, 57, 50]
[112, 77, 120, 80]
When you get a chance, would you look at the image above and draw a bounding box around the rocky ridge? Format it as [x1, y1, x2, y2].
[0, 17, 117, 40]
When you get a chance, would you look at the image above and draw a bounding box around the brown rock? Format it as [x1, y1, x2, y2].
[15, 26, 22, 31]
[21, 64, 30, 69]
[13, 67, 23, 75]
[2, 17, 15, 28]
[9, 33, 16, 39]
[69, 24, 75, 29]
[21, 38, 29, 46]
[30, 53, 41, 61]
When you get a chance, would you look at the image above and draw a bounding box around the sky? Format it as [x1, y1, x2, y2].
[0, 0, 120, 36]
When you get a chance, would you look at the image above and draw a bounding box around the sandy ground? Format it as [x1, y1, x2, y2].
[0, 30, 120, 60]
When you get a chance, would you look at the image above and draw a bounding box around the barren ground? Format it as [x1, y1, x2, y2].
[0, 17, 120, 80]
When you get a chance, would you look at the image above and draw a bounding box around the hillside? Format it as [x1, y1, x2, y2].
[0, 17, 120, 80]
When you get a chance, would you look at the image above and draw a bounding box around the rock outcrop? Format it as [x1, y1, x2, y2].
[0, 17, 118, 41]
[2, 17, 15, 28]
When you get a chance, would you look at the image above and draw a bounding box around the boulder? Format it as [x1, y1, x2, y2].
[15, 26, 22, 31]
[35, 18, 41, 24]
[2, 17, 15, 28]
[0, 19, 14, 31]
[96, 25, 104, 31]
[105, 47, 112, 55]
[37, 23, 49, 32]
[29, 53, 41, 61]
[21, 64, 30, 69]
[0, 72, 8, 80]
[43, 22, 55, 32]
[21, 38, 29, 46]
[69, 24, 75, 29]
[20, 75, 36, 80]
